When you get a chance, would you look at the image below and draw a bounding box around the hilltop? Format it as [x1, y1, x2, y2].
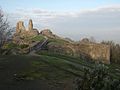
[0, 19, 120, 90]
[2, 19, 110, 64]
[0, 52, 120, 90]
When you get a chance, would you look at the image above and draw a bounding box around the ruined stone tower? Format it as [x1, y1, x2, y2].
[16, 21, 25, 33]
[15, 19, 39, 35]
[28, 19, 33, 31]
[13, 19, 39, 44]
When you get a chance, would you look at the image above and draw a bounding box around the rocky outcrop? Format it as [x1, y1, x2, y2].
[40, 29, 52, 35]
[40, 29, 60, 39]
[80, 38, 90, 43]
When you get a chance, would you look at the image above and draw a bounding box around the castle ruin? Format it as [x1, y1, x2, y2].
[13, 19, 111, 64]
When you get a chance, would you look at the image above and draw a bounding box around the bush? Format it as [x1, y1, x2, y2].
[4, 43, 17, 49]
[19, 44, 29, 49]
[74, 64, 120, 90]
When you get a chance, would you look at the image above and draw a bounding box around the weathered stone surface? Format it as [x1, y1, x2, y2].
[47, 44, 74, 56]
[80, 38, 90, 43]
[47, 42, 110, 64]
[40, 29, 60, 39]
[13, 19, 111, 64]
[16, 21, 25, 33]
[28, 19, 33, 31]
[78, 43, 110, 64]
[40, 29, 52, 36]
[15, 19, 38, 35]
[28, 29, 39, 36]
[13, 19, 39, 45]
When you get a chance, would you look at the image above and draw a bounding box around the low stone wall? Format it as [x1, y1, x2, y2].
[78, 43, 110, 64]
[47, 42, 110, 64]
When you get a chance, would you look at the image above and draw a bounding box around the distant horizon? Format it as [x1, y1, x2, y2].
[0, 0, 120, 43]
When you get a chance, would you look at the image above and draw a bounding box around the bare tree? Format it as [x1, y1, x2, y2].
[0, 8, 13, 50]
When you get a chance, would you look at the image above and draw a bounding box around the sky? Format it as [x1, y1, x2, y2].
[0, 0, 120, 43]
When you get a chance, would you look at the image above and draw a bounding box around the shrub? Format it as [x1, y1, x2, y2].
[74, 64, 120, 90]
[4, 43, 18, 49]
[19, 44, 29, 49]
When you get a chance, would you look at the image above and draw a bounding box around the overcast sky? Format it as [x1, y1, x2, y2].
[0, 0, 120, 43]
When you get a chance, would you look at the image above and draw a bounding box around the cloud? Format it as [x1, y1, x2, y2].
[7, 5, 120, 43]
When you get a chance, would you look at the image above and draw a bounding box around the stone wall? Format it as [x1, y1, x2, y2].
[78, 43, 110, 64]
[64, 42, 110, 64]
[47, 41, 110, 64]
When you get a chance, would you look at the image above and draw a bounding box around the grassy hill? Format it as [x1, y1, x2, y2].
[0, 53, 120, 90]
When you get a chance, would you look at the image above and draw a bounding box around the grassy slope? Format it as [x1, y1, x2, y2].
[37, 51, 120, 79]
[0, 55, 75, 90]
[31, 35, 45, 41]
[0, 54, 120, 89]
[47, 38, 69, 46]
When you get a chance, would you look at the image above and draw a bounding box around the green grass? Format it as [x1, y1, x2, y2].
[31, 35, 45, 41]
[47, 38, 68, 45]
[0, 55, 75, 84]
[0, 53, 120, 84]
[26, 60, 74, 81]
[36, 51, 120, 79]
[37, 50, 94, 68]
[3, 42, 18, 49]
[3, 42, 29, 50]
